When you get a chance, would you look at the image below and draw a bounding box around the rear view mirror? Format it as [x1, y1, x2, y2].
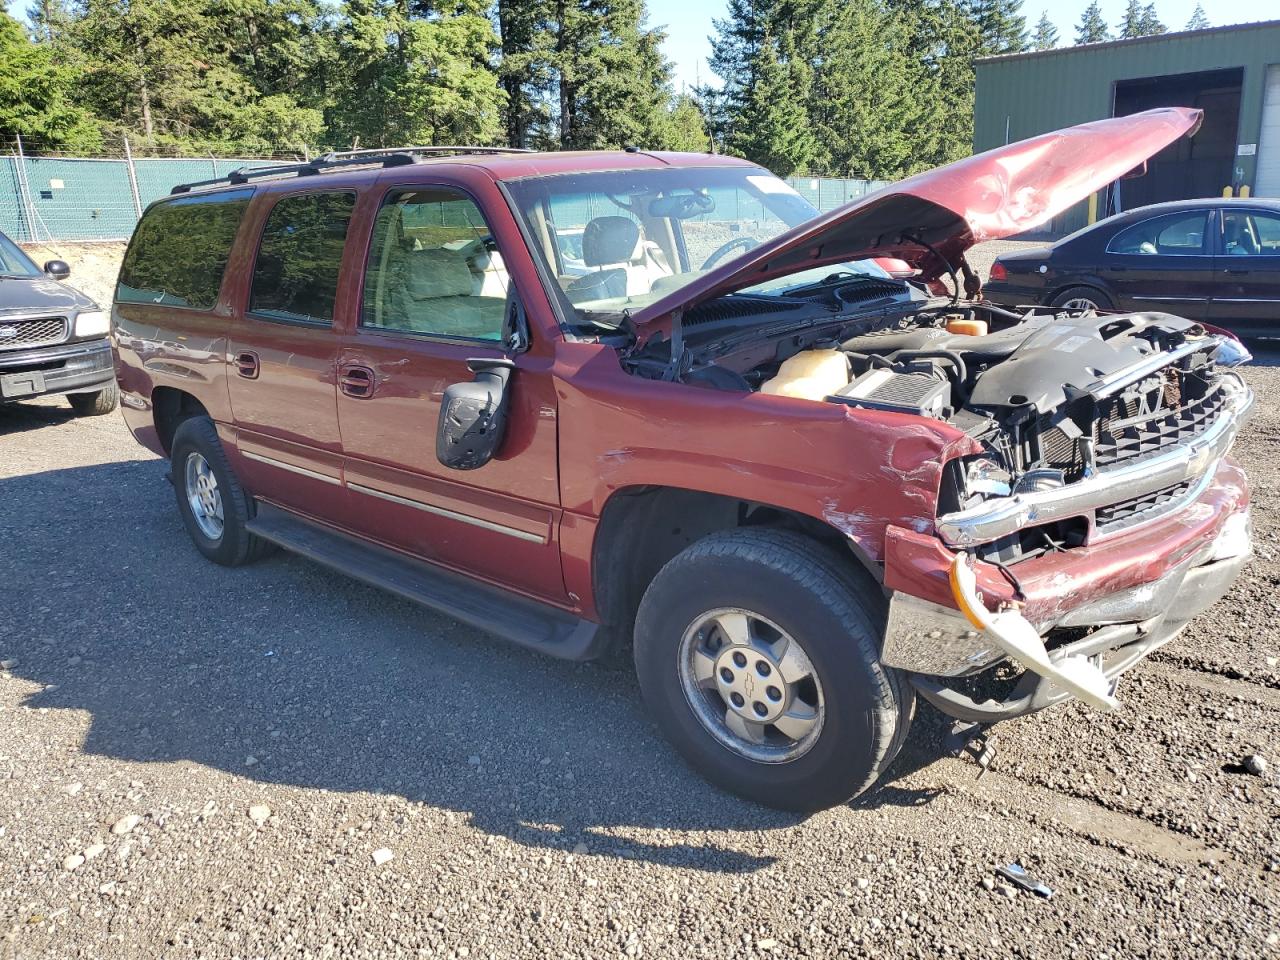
[648, 192, 715, 219]
[436, 359, 515, 470]
[44, 260, 71, 280]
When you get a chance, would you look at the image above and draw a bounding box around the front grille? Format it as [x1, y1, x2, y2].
[0, 316, 68, 351]
[1094, 384, 1226, 467]
[1095, 480, 1194, 531]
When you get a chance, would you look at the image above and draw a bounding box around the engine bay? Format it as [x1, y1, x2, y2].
[623, 285, 1240, 564]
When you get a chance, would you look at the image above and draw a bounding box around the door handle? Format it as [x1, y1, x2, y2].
[1222, 268, 1250, 275]
[234, 351, 260, 379]
[339, 364, 376, 398]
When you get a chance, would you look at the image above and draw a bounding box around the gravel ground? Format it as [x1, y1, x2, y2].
[1, 243, 1278, 959]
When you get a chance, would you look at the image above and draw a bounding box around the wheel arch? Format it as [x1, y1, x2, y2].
[151, 386, 211, 455]
[589, 485, 880, 639]
[1045, 277, 1114, 307]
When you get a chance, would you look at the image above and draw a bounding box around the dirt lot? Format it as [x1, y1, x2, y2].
[1, 244, 1278, 958]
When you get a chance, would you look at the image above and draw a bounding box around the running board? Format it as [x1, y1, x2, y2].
[247, 503, 605, 661]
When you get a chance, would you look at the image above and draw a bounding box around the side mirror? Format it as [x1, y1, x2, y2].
[436, 358, 515, 471]
[44, 260, 71, 280]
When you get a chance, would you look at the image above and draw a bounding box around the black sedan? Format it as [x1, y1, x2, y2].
[983, 198, 1280, 337]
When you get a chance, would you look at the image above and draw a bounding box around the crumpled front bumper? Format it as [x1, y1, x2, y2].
[879, 456, 1251, 719]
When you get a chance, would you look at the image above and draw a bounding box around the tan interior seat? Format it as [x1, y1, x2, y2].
[384, 245, 505, 339]
[573, 216, 672, 298]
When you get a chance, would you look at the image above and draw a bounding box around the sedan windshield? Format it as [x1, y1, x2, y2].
[0, 231, 41, 278]
[505, 166, 825, 327]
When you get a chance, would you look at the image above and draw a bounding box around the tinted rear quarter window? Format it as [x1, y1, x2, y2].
[249, 192, 356, 325]
[117, 189, 254, 308]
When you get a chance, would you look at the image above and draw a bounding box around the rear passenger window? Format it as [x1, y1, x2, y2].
[1107, 212, 1207, 256]
[249, 192, 356, 325]
[117, 189, 253, 309]
[362, 188, 508, 341]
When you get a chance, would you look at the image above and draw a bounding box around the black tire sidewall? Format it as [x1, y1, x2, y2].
[68, 381, 119, 416]
[170, 417, 254, 566]
[635, 531, 903, 812]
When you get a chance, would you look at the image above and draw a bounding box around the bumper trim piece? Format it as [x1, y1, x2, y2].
[936, 374, 1253, 547]
[948, 554, 1118, 711]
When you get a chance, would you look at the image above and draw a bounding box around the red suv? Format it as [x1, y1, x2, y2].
[113, 108, 1253, 811]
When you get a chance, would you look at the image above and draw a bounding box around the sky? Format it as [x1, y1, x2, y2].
[648, 0, 1280, 91]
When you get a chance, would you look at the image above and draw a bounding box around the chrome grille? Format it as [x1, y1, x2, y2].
[0, 316, 68, 351]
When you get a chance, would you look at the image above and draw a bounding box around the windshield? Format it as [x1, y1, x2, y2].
[0, 232, 41, 278]
[505, 166, 827, 327]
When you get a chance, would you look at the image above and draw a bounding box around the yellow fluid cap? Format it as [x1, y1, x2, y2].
[946, 318, 988, 337]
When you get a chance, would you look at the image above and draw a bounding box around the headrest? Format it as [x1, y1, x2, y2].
[582, 216, 642, 266]
[402, 247, 473, 299]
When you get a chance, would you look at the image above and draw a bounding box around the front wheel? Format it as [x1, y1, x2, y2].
[634, 529, 912, 811]
[68, 382, 119, 416]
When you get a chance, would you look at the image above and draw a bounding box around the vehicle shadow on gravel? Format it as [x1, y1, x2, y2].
[0, 399, 78, 435]
[0, 460, 969, 875]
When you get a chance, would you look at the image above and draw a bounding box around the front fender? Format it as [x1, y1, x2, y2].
[554, 342, 980, 562]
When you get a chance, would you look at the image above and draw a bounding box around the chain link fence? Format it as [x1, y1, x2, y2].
[1, 138, 890, 244]
[0, 137, 292, 243]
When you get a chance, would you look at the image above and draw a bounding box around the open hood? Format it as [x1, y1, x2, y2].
[630, 107, 1202, 326]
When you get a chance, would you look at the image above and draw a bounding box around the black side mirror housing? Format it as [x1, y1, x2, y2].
[436, 358, 515, 471]
[44, 260, 71, 280]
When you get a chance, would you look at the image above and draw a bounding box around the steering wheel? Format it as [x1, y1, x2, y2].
[700, 236, 759, 270]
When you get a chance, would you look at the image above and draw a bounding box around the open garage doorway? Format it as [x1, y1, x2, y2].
[1110, 67, 1242, 212]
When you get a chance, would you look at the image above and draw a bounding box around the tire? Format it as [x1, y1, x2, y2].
[68, 382, 119, 417]
[634, 528, 912, 812]
[1050, 285, 1112, 312]
[170, 416, 272, 567]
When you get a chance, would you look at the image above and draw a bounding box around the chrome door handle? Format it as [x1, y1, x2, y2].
[234, 351, 260, 379]
[339, 364, 376, 398]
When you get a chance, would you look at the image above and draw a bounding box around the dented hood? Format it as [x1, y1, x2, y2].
[630, 107, 1202, 325]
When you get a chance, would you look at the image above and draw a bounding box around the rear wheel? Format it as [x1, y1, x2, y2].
[634, 529, 911, 811]
[1050, 285, 1112, 312]
[170, 416, 271, 566]
[68, 382, 119, 416]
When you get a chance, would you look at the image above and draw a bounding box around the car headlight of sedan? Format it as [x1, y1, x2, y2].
[74, 310, 109, 337]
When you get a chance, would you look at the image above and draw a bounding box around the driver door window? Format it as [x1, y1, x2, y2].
[362, 188, 508, 341]
[1221, 210, 1280, 256]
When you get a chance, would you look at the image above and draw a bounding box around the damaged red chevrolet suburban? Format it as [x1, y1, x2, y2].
[113, 107, 1253, 810]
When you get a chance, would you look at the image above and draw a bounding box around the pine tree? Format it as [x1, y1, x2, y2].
[0, 10, 99, 150]
[329, 0, 504, 150]
[1074, 1, 1108, 44]
[655, 93, 710, 152]
[708, 0, 770, 103]
[810, 0, 934, 178]
[1137, 3, 1166, 35]
[967, 0, 1028, 56]
[1120, 0, 1165, 37]
[496, 0, 550, 148]
[1185, 3, 1209, 30]
[1031, 11, 1057, 49]
[731, 31, 818, 175]
[1118, 0, 1142, 37]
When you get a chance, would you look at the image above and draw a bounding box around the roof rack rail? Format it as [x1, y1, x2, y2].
[169, 145, 534, 196]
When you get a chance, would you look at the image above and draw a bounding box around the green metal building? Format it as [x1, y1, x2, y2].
[974, 19, 1280, 235]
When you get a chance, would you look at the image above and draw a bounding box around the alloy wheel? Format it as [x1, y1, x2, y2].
[677, 608, 825, 763]
[184, 451, 224, 541]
